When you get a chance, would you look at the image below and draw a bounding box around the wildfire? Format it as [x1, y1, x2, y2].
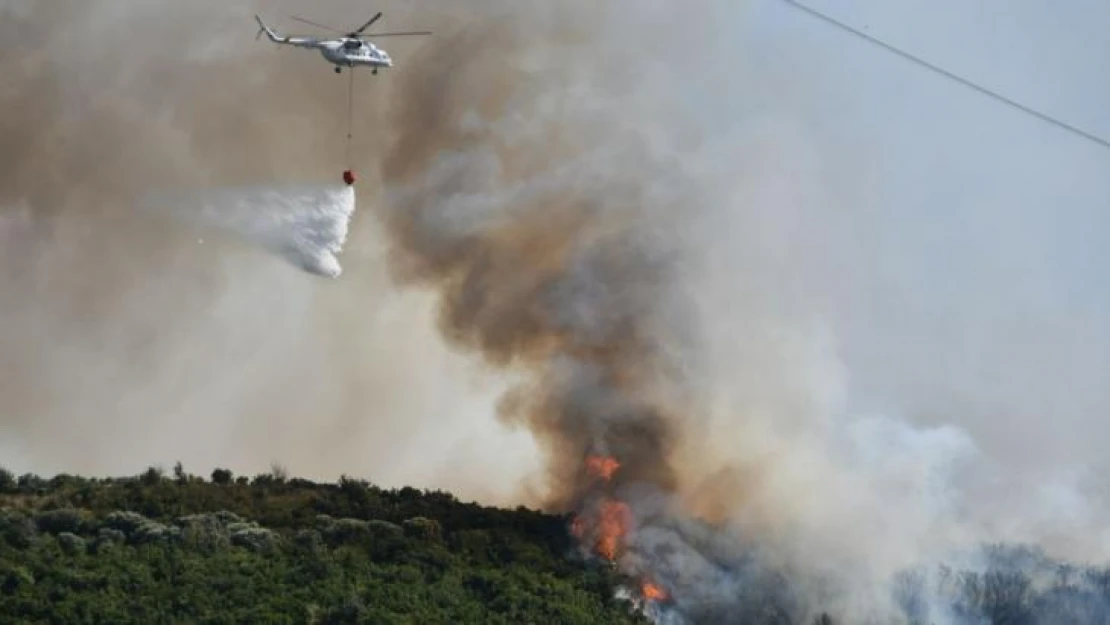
[571, 456, 634, 562]
[595, 500, 632, 560]
[585, 455, 620, 480]
[570, 515, 585, 539]
[570, 455, 673, 611]
[641, 581, 669, 602]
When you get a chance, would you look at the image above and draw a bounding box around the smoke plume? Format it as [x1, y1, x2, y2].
[373, 0, 1110, 622]
[3, 0, 1110, 623]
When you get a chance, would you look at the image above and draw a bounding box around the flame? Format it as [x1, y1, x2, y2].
[570, 515, 585, 539]
[573, 457, 663, 606]
[641, 581, 668, 602]
[595, 500, 631, 561]
[585, 455, 620, 480]
[574, 456, 632, 561]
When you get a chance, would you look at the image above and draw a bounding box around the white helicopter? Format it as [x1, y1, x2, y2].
[254, 12, 431, 75]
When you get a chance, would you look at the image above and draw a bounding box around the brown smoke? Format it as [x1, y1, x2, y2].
[372, 6, 736, 617]
[367, 2, 1110, 620]
[378, 11, 688, 512]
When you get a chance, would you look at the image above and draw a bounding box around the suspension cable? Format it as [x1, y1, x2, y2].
[346, 67, 355, 169]
[779, 0, 1110, 152]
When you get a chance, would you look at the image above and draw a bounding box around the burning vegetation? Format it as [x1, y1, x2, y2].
[380, 18, 692, 608]
[571, 455, 671, 606]
[374, 7, 743, 618]
[370, 4, 1110, 624]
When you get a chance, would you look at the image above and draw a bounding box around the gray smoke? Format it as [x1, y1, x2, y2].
[370, 1, 1110, 623]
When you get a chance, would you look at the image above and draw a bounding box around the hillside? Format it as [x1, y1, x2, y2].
[0, 465, 650, 625]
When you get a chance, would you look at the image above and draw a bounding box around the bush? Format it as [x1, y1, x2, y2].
[175, 511, 242, 530]
[97, 528, 126, 545]
[140, 466, 165, 486]
[17, 474, 45, 493]
[323, 518, 371, 546]
[132, 520, 181, 545]
[104, 511, 150, 535]
[57, 532, 86, 555]
[0, 509, 36, 548]
[403, 516, 442, 542]
[293, 529, 324, 555]
[177, 514, 233, 552]
[0, 564, 34, 594]
[34, 508, 88, 535]
[367, 520, 404, 538]
[229, 523, 279, 553]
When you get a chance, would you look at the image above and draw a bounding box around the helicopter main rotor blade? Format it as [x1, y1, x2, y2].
[289, 15, 346, 34]
[365, 31, 433, 37]
[353, 12, 383, 35]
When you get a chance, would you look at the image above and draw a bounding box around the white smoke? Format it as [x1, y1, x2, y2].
[154, 184, 356, 278]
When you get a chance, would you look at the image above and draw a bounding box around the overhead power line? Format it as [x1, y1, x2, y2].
[779, 0, 1110, 152]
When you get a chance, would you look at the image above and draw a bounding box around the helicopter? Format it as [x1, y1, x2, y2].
[254, 12, 431, 75]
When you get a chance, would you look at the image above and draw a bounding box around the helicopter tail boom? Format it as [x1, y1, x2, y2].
[255, 15, 321, 48]
[254, 15, 280, 42]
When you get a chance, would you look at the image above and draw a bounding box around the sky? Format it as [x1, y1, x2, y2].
[739, 0, 1110, 468]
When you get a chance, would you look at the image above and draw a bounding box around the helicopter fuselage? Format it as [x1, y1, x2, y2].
[318, 39, 393, 69]
[254, 14, 425, 73]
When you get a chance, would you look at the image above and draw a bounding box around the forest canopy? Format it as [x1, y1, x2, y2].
[0, 464, 649, 625]
[5, 465, 1110, 624]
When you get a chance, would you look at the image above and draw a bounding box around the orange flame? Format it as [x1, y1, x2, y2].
[641, 581, 668, 602]
[585, 455, 620, 480]
[572, 458, 674, 607]
[570, 515, 585, 539]
[595, 500, 632, 560]
[573, 457, 633, 564]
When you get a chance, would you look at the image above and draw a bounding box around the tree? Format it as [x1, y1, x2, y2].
[211, 468, 233, 485]
[0, 467, 14, 493]
[893, 569, 929, 624]
[269, 463, 288, 483]
[0, 466, 651, 625]
[140, 466, 164, 486]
